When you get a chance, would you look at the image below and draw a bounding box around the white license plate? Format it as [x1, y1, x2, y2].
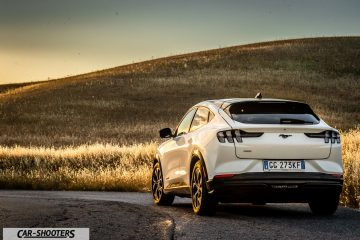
[263, 160, 305, 171]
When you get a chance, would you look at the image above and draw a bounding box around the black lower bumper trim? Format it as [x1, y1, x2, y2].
[208, 172, 343, 203]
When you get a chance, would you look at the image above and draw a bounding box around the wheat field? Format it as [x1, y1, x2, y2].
[0, 131, 358, 208]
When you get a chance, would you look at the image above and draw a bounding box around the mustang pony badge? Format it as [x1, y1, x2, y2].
[279, 134, 292, 139]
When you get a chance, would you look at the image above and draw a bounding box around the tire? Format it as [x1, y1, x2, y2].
[152, 162, 175, 206]
[308, 194, 340, 216]
[191, 160, 217, 216]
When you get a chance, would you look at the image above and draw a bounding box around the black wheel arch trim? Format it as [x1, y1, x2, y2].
[152, 158, 165, 186]
[190, 148, 211, 190]
[153, 154, 161, 167]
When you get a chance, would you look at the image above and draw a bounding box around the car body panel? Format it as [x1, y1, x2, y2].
[157, 98, 343, 202]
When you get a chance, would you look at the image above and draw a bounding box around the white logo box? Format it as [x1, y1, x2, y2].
[3, 228, 89, 240]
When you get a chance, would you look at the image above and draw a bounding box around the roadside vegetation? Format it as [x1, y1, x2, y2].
[341, 129, 360, 208]
[0, 142, 157, 192]
[0, 130, 358, 208]
[0, 37, 359, 208]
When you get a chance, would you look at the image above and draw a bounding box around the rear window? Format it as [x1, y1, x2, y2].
[226, 101, 320, 124]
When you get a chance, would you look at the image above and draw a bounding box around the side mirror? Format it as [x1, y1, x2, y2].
[159, 128, 173, 138]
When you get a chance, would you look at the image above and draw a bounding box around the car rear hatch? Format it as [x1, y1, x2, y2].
[232, 126, 332, 159]
[222, 100, 333, 160]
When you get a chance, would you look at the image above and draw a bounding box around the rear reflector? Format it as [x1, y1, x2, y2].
[214, 174, 235, 180]
[330, 174, 343, 179]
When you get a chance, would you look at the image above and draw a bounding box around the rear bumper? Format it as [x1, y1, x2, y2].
[208, 172, 343, 203]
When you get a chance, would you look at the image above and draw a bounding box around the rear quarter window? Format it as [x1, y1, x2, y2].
[190, 107, 210, 132]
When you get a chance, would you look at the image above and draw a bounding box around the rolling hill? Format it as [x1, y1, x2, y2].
[0, 37, 359, 147]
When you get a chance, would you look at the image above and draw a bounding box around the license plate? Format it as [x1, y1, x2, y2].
[263, 160, 305, 171]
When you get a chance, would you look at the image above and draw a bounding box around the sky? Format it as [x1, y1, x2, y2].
[0, 0, 359, 84]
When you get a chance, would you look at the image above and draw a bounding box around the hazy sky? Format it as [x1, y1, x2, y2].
[1, 0, 359, 84]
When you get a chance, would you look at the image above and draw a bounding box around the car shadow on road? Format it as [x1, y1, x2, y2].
[168, 202, 360, 239]
[171, 202, 310, 217]
[219, 203, 311, 217]
[170, 202, 359, 220]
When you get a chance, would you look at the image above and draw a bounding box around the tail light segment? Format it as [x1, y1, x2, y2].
[217, 130, 263, 143]
[304, 130, 340, 144]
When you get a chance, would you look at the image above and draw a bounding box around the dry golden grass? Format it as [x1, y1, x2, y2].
[341, 129, 360, 208]
[0, 142, 157, 192]
[0, 130, 359, 208]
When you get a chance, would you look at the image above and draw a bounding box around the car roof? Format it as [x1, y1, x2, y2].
[197, 98, 305, 110]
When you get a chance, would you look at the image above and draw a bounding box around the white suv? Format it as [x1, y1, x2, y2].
[152, 95, 343, 216]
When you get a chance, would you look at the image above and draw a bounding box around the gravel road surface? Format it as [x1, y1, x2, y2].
[0, 191, 359, 240]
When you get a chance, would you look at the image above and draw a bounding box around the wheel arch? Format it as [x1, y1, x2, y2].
[152, 154, 163, 177]
[189, 149, 209, 183]
[153, 153, 161, 166]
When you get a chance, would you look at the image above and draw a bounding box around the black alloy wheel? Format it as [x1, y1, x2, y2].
[191, 160, 217, 215]
[152, 162, 174, 205]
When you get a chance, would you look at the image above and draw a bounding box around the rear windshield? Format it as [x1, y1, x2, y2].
[226, 101, 320, 124]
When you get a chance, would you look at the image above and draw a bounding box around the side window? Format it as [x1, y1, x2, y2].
[208, 111, 215, 122]
[190, 107, 210, 132]
[176, 109, 196, 136]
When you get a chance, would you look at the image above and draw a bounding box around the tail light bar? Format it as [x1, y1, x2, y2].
[304, 130, 340, 144]
[217, 130, 263, 143]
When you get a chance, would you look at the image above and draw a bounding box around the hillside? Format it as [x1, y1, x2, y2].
[0, 37, 359, 147]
